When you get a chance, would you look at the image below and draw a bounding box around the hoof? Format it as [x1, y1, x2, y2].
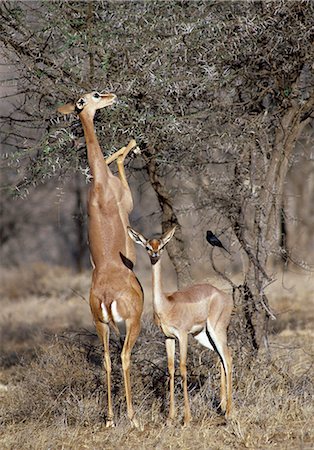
[166, 417, 174, 427]
[224, 409, 231, 420]
[131, 416, 143, 431]
[221, 402, 231, 419]
[105, 418, 115, 428]
[183, 416, 191, 427]
[128, 139, 137, 148]
[219, 400, 227, 414]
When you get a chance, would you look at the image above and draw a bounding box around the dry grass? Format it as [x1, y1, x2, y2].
[0, 265, 313, 449]
[0, 263, 91, 301]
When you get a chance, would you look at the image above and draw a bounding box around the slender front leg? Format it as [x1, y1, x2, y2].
[117, 139, 137, 190]
[105, 139, 138, 194]
[105, 146, 126, 165]
[121, 318, 141, 428]
[95, 321, 114, 427]
[178, 333, 191, 426]
[165, 338, 176, 425]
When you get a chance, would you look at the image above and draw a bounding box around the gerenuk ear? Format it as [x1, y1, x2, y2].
[160, 226, 176, 248]
[127, 227, 148, 248]
[57, 103, 76, 114]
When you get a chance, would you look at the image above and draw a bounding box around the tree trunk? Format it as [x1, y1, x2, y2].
[232, 93, 313, 359]
[279, 204, 288, 265]
[143, 148, 192, 288]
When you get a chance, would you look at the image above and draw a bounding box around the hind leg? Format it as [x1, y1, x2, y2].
[90, 289, 116, 427]
[222, 345, 232, 417]
[219, 351, 232, 416]
[206, 322, 232, 417]
[94, 319, 115, 427]
[220, 361, 227, 413]
[121, 317, 141, 428]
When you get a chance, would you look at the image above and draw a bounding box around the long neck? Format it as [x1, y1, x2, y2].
[151, 259, 165, 313]
[79, 111, 108, 179]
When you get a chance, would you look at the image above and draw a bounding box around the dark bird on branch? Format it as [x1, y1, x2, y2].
[206, 230, 231, 255]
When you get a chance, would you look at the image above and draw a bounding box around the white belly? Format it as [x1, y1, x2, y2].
[194, 329, 214, 351]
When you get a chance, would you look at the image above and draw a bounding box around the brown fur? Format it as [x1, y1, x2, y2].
[58, 92, 143, 428]
[128, 226, 233, 426]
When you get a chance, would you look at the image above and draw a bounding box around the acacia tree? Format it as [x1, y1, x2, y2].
[194, 2, 314, 355]
[1, 0, 313, 357]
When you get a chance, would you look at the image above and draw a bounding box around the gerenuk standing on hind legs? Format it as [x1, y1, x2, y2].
[58, 92, 143, 428]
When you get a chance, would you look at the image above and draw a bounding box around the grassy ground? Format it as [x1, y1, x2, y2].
[0, 264, 313, 449]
